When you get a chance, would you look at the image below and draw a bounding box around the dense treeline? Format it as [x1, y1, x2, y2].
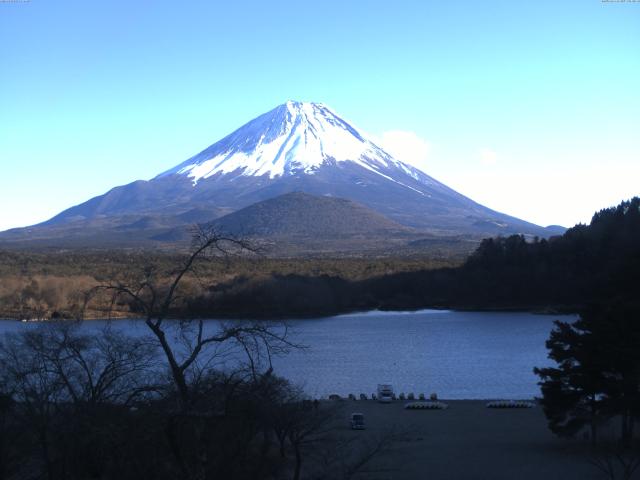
[447, 196, 640, 309]
[182, 198, 640, 316]
[186, 274, 370, 319]
[0, 251, 459, 280]
[528, 200, 640, 452]
[0, 252, 458, 320]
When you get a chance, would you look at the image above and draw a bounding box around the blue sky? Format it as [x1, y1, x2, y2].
[1, 0, 638, 230]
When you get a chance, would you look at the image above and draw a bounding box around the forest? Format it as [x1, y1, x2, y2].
[0, 197, 638, 320]
[168, 197, 640, 318]
[0, 253, 457, 321]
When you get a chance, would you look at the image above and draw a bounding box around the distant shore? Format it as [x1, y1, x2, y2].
[0, 303, 580, 322]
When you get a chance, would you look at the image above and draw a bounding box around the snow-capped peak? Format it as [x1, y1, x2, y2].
[157, 101, 425, 184]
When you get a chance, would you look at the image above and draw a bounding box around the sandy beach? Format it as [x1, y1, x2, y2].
[330, 400, 605, 480]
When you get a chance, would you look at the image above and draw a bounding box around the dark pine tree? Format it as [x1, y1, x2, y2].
[534, 317, 609, 444]
[535, 302, 640, 446]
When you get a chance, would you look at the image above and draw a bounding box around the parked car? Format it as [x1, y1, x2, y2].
[350, 412, 365, 430]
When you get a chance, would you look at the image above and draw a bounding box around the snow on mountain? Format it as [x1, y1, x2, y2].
[157, 101, 425, 187]
[3, 100, 560, 247]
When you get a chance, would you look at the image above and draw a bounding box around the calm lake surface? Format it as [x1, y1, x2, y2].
[0, 310, 574, 399]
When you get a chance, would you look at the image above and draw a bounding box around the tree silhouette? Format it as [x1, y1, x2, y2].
[87, 225, 297, 409]
[535, 302, 640, 446]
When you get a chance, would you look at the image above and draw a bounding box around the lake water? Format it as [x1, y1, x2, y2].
[0, 310, 573, 399]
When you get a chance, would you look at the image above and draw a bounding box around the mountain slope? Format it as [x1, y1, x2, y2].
[1, 101, 563, 249]
[211, 192, 411, 237]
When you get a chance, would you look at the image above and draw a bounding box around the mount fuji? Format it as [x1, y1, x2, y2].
[1, 101, 563, 250]
[158, 101, 428, 184]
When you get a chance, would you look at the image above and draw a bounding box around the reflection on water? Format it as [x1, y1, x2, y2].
[273, 310, 571, 399]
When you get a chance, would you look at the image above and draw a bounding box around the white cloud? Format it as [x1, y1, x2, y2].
[479, 148, 498, 166]
[436, 163, 640, 228]
[378, 130, 431, 173]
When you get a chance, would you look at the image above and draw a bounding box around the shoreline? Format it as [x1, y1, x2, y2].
[0, 304, 580, 322]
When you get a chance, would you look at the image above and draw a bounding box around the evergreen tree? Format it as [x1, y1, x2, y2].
[534, 317, 609, 443]
[535, 302, 640, 446]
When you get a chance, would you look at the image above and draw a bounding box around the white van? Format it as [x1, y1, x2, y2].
[377, 384, 394, 403]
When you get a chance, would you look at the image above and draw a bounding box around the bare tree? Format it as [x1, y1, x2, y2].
[86, 225, 298, 409]
[0, 322, 161, 480]
[0, 327, 69, 480]
[589, 445, 640, 480]
[16, 322, 158, 406]
[286, 403, 340, 480]
[0, 392, 17, 480]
